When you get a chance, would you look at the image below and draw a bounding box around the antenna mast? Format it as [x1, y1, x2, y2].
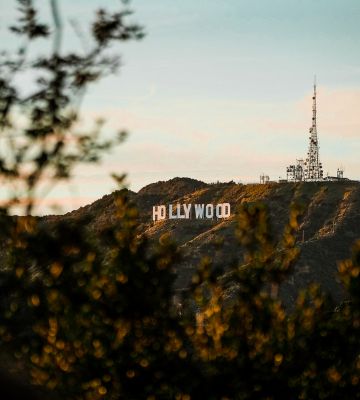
[304, 76, 323, 181]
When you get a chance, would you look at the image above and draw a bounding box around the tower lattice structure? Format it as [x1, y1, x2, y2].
[304, 80, 323, 181]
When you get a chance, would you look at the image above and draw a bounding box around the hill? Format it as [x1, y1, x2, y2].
[40, 177, 360, 307]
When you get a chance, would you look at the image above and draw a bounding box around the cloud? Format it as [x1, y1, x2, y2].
[306, 86, 360, 139]
[78, 84, 359, 188]
[268, 86, 360, 139]
[17, 83, 356, 215]
[82, 107, 215, 144]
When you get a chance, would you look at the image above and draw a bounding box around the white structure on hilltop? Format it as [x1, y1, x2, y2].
[260, 173, 270, 184]
[286, 78, 324, 182]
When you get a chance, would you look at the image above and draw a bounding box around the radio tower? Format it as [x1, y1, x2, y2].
[304, 77, 323, 181]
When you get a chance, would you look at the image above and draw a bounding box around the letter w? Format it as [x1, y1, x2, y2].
[194, 204, 205, 219]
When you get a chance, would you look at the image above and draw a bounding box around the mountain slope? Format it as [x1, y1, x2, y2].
[43, 178, 360, 306]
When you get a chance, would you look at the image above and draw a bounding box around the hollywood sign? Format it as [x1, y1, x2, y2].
[152, 203, 231, 221]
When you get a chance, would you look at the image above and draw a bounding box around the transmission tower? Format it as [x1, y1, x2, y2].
[304, 77, 323, 181]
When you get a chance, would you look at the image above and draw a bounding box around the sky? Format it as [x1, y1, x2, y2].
[1, 0, 360, 214]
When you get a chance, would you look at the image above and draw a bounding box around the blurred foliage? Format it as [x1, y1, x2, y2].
[0, 0, 143, 214]
[0, 1, 359, 399]
[0, 198, 359, 399]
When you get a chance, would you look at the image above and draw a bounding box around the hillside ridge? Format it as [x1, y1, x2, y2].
[40, 177, 360, 306]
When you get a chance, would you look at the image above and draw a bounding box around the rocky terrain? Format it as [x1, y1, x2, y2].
[42, 177, 360, 307]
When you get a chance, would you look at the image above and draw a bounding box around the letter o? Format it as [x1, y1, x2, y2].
[160, 206, 166, 218]
[205, 204, 214, 219]
[222, 203, 231, 218]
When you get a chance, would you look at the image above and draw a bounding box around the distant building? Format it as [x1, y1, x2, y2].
[326, 167, 349, 182]
[260, 174, 270, 184]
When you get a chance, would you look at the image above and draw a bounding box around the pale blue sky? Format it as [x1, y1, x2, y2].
[1, 0, 360, 213]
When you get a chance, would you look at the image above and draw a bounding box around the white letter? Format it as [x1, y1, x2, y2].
[177, 204, 185, 219]
[183, 204, 191, 219]
[205, 204, 214, 219]
[194, 204, 205, 219]
[153, 205, 166, 221]
[216, 204, 223, 218]
[222, 203, 231, 218]
[169, 204, 176, 219]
